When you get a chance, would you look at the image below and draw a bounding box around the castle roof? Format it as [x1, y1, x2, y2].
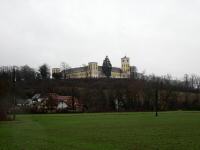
[121, 56, 129, 59]
[65, 66, 87, 73]
[112, 67, 121, 72]
[98, 66, 121, 73]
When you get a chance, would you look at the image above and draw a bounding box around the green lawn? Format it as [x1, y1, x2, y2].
[0, 112, 200, 150]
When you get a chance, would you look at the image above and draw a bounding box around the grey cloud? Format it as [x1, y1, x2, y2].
[0, 0, 200, 78]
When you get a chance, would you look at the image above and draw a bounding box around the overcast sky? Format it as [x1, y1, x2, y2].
[0, 0, 200, 78]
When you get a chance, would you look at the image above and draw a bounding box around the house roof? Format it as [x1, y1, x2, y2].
[48, 93, 77, 103]
[57, 96, 72, 101]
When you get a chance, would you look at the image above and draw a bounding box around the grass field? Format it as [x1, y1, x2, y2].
[0, 111, 200, 150]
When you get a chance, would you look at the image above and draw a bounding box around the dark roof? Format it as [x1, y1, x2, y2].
[88, 62, 97, 64]
[98, 66, 121, 73]
[121, 56, 129, 59]
[65, 67, 87, 73]
[112, 67, 121, 72]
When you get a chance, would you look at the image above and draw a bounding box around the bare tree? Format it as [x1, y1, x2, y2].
[60, 62, 70, 79]
[184, 74, 189, 90]
[20, 65, 36, 81]
[190, 74, 197, 89]
[130, 66, 138, 79]
[195, 75, 200, 90]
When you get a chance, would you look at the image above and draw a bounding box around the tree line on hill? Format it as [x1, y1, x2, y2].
[0, 63, 200, 120]
[0, 64, 51, 81]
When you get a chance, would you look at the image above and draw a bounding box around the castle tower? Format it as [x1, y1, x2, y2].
[88, 62, 98, 78]
[121, 56, 130, 78]
[121, 56, 130, 72]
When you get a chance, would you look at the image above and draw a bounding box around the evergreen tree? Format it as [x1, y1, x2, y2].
[39, 64, 50, 80]
[102, 56, 112, 78]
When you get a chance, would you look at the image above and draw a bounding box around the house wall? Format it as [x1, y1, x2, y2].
[65, 68, 127, 79]
[57, 102, 68, 109]
[88, 62, 98, 78]
[111, 72, 121, 78]
[65, 70, 88, 78]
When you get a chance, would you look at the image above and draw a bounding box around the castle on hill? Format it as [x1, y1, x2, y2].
[52, 56, 137, 79]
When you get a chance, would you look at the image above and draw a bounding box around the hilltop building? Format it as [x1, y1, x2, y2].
[53, 56, 136, 79]
[52, 68, 61, 74]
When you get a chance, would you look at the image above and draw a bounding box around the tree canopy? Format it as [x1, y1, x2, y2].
[39, 64, 50, 80]
[20, 65, 36, 80]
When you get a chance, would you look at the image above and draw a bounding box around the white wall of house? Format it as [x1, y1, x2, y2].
[57, 102, 68, 109]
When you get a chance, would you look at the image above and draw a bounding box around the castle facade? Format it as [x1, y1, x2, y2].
[53, 56, 135, 79]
